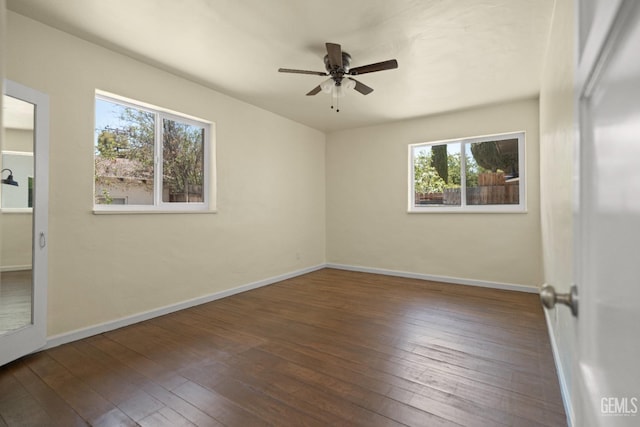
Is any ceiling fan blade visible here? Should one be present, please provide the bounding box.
[325,43,343,69]
[278,68,328,76]
[348,78,374,95]
[306,85,322,96]
[349,59,398,75]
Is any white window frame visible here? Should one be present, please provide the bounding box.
[408,131,526,213]
[93,91,215,214]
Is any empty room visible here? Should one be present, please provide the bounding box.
[1,0,639,426]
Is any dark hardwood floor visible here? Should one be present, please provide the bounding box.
[0,268,566,426]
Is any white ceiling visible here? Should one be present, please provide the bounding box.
[6,0,555,132]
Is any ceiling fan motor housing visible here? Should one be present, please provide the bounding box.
[324,52,352,76]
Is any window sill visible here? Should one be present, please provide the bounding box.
[0,208,33,214]
[408,206,527,214]
[93,208,217,215]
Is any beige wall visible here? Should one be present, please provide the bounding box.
[1,132,40,271]
[539,0,575,418]
[4,128,32,151]
[326,98,542,288]
[6,11,326,336]
[0,212,31,270]
[1,131,35,271]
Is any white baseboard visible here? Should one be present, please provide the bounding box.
[543,309,574,427]
[44,264,325,350]
[43,262,538,350]
[326,263,539,293]
[1,265,32,272]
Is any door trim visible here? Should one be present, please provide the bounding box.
[0,79,49,366]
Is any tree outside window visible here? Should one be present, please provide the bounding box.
[94,94,211,211]
[411,133,523,211]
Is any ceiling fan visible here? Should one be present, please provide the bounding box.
[278,43,398,98]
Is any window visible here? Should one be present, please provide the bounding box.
[94,92,214,212]
[409,132,525,212]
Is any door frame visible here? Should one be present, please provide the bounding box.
[0,79,49,366]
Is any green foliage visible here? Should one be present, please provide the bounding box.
[414,150,446,194]
[95,106,204,197]
[119,107,155,177]
[415,148,481,193]
[100,188,113,204]
[470,141,501,172]
[96,129,129,160]
[463,152,480,187]
[162,119,204,195]
[431,145,448,183]
[447,152,461,186]
[469,140,518,175]
[446,152,479,188]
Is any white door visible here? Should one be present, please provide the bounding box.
[0,80,49,366]
[575,0,640,425]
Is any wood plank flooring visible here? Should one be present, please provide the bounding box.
[0,268,567,426]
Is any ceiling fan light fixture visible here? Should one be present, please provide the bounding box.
[319,78,356,98]
[320,78,334,93]
[334,78,356,98]
[343,78,356,91]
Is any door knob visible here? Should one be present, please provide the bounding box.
[540,284,578,317]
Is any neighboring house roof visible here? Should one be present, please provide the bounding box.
[95,157,152,181]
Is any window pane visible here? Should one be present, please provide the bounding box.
[413,142,461,206]
[94,99,155,205]
[162,119,205,203]
[466,138,519,205]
